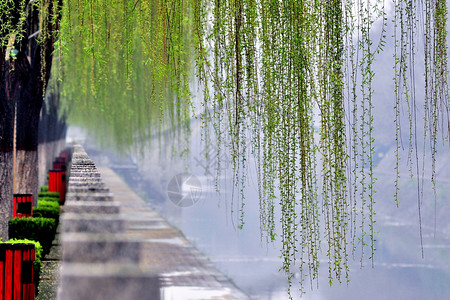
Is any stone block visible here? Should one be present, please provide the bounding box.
[58,263,160,300]
[64,201,120,214]
[69,171,101,178]
[67,185,109,194]
[65,192,114,202]
[62,233,141,263]
[61,213,124,233]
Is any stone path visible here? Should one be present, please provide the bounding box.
[98,167,249,299]
[34,159,249,299]
[36,228,61,300]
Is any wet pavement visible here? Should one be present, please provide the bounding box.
[98,167,249,300]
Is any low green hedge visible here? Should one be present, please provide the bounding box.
[9,217,56,256]
[38,197,60,206]
[40,185,48,192]
[33,206,60,226]
[37,199,60,209]
[6,239,42,291]
[37,191,59,199]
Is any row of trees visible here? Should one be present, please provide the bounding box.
[0,0,65,240]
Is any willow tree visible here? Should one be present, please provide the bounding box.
[3,0,447,296]
[0,0,61,239]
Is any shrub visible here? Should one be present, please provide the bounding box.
[37,199,60,209]
[6,239,43,291]
[33,206,60,226]
[38,197,60,206]
[37,191,59,199]
[40,185,48,192]
[9,217,56,256]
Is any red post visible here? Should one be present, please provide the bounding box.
[12,194,33,219]
[13,250,20,300]
[48,170,66,204]
[52,157,67,171]
[5,249,12,300]
[0,259,3,300]
[59,148,72,163]
[21,248,35,300]
[0,244,35,300]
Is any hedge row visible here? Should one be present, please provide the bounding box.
[9,186,61,255]
[6,180,63,295]
[37,191,60,199]
[9,217,56,256]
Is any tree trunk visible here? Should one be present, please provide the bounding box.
[14,150,39,206]
[38,92,68,189]
[38,135,67,188]
[13,0,61,205]
[0,48,14,240]
[15,77,43,207]
[12,48,43,207]
[0,152,13,241]
[1,0,61,238]
[38,142,51,188]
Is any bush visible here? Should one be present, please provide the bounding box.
[37,191,59,199]
[40,185,48,192]
[6,239,43,291]
[38,197,60,206]
[37,199,60,209]
[9,217,56,256]
[33,206,60,226]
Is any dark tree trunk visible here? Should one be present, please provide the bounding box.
[0,152,13,240]
[15,50,45,206]
[13,51,41,205]
[1,1,63,235]
[0,48,14,240]
[12,0,62,206]
[38,91,67,188]
[1,49,30,239]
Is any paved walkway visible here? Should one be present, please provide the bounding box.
[98,167,249,300]
[36,227,61,299]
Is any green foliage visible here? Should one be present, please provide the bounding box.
[38,192,60,199]
[33,206,60,226]
[392,0,450,256]
[9,217,56,256]
[57,0,194,152]
[5,239,43,291]
[191,0,447,293]
[40,185,49,192]
[192,0,374,291]
[0,0,60,92]
[38,199,60,209]
[0,0,27,47]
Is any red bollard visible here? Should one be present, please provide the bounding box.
[12,194,33,218]
[55,156,66,163]
[52,157,66,171]
[48,170,66,204]
[0,243,36,300]
[59,148,72,164]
